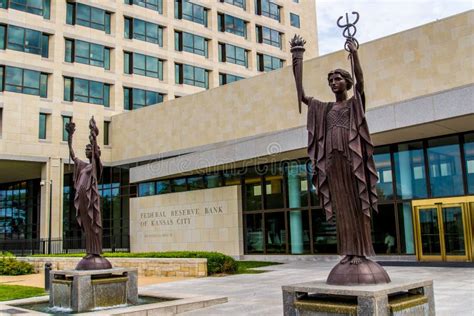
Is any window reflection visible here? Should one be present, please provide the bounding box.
[265,212,286,253]
[245,214,263,253]
[288,210,310,254]
[374,146,393,200]
[427,136,463,197]
[311,209,337,254]
[464,133,474,194]
[394,142,427,199]
[371,204,397,254]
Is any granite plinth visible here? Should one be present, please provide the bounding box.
[282,278,435,316]
[49,268,138,313]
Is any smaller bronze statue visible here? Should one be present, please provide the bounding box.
[289,12,390,285]
[66,117,112,270]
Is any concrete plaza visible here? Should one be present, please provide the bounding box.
[143,259,474,316]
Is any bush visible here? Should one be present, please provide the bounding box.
[0,255,34,276]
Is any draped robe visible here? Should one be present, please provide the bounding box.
[307,91,378,256]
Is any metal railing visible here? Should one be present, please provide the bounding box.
[0,235,130,256]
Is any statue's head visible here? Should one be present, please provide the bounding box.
[85,144,101,159]
[327,69,353,93]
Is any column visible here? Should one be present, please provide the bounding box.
[288,165,303,254]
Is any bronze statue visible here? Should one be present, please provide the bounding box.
[66,117,112,270]
[290,33,390,285]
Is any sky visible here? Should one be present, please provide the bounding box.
[316,0,473,55]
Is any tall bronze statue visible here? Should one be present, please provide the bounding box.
[290,23,390,285]
[66,117,112,270]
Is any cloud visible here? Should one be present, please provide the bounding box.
[316,0,473,55]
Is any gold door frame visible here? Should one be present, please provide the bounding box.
[412,196,473,262]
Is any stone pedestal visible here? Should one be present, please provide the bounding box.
[50,268,138,313]
[282,278,435,316]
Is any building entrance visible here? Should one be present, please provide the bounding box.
[412,197,473,262]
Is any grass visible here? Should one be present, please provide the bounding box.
[0,284,46,302]
[235,261,282,274]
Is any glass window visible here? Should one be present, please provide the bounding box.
[125,18,163,46]
[6,25,49,57]
[371,204,397,254]
[256,0,280,22]
[62,116,71,141]
[288,210,310,254]
[224,0,245,9]
[218,13,247,38]
[176,0,207,26]
[374,146,393,200]
[138,182,155,196]
[128,0,163,14]
[245,213,263,253]
[123,87,163,110]
[465,133,474,194]
[427,136,464,197]
[177,63,209,88]
[245,170,262,211]
[219,43,248,67]
[68,39,110,69]
[188,176,205,190]
[256,25,281,48]
[257,53,283,72]
[265,212,286,253]
[175,31,208,57]
[394,142,427,199]
[4,66,47,97]
[156,180,171,194]
[38,113,47,139]
[290,13,300,28]
[312,209,337,253]
[171,178,187,192]
[64,77,110,107]
[131,53,163,79]
[0,25,5,50]
[206,174,222,188]
[104,121,110,145]
[219,73,244,85]
[398,202,415,254]
[10,0,50,18]
[265,173,284,209]
[74,3,111,34]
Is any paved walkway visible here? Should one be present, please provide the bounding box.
[141,260,474,316]
[1,261,472,315]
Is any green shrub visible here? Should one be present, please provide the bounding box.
[0,255,34,276]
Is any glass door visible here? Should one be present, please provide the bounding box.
[413,197,473,262]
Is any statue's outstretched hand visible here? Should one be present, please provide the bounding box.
[346,38,358,54]
[65,122,76,138]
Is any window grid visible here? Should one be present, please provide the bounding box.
[218,13,247,38]
[9,0,50,19]
[219,43,248,67]
[67,2,111,34]
[39,113,47,139]
[62,116,71,141]
[124,52,163,80]
[257,53,283,72]
[175,63,209,89]
[1,24,49,57]
[175,31,208,58]
[124,17,163,47]
[221,0,245,10]
[219,73,244,85]
[63,77,110,107]
[104,121,110,145]
[65,39,110,70]
[256,25,282,48]
[256,0,280,22]
[2,66,48,97]
[125,0,163,14]
[175,0,208,27]
[123,87,164,110]
[290,13,300,28]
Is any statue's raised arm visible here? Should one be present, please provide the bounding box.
[290,35,310,112]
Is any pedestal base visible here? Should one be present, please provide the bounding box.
[50,268,138,313]
[75,255,113,270]
[282,278,435,316]
[326,257,391,285]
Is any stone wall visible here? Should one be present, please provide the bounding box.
[19,257,207,277]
